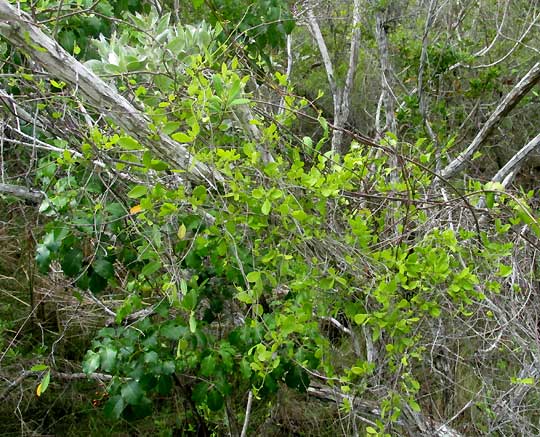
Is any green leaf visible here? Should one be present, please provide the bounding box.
[118,136,141,150]
[150,160,169,171]
[89,271,108,293]
[497,264,512,278]
[252,187,265,199]
[512,377,535,385]
[177,223,187,239]
[285,365,309,392]
[36,370,50,396]
[104,395,125,419]
[192,185,207,204]
[261,199,272,215]
[31,364,49,372]
[141,260,161,277]
[408,398,421,412]
[127,185,147,198]
[207,389,224,411]
[229,79,241,101]
[189,311,197,333]
[100,346,117,372]
[236,291,253,304]
[171,132,194,143]
[182,290,198,311]
[144,351,159,365]
[36,244,51,273]
[121,381,144,405]
[93,258,114,279]
[354,314,369,325]
[192,382,208,404]
[60,248,83,278]
[246,271,260,283]
[229,98,250,106]
[157,375,173,394]
[83,351,100,373]
[160,324,185,340]
[200,355,216,377]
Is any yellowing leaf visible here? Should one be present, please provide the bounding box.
[177,223,187,239]
[36,371,50,397]
[130,204,142,214]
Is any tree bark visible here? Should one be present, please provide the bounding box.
[441,62,540,179]
[306,0,361,155]
[0,0,222,187]
[0,183,42,201]
[492,132,540,187]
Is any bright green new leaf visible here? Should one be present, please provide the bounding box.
[171,132,194,143]
[261,199,272,215]
[127,185,147,198]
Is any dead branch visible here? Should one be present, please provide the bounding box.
[0,0,222,187]
[307,381,463,436]
[441,62,540,179]
[492,132,540,187]
[0,183,43,202]
[0,369,113,402]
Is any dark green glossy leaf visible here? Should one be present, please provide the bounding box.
[93,258,114,279]
[200,354,216,377]
[61,248,83,277]
[83,351,100,373]
[192,381,208,404]
[207,389,224,411]
[141,260,161,277]
[104,395,125,419]
[160,323,186,340]
[285,365,310,393]
[121,380,145,405]
[100,346,117,372]
[89,271,108,293]
[36,244,51,273]
[157,375,173,395]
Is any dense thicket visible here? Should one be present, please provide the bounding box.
[1,1,540,436]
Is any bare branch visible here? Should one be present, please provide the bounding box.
[0,0,222,187]
[441,62,540,179]
[306,0,361,154]
[0,369,113,401]
[306,7,337,99]
[0,183,42,201]
[240,390,253,437]
[492,133,540,187]
[417,0,438,147]
[307,381,463,436]
[374,4,397,136]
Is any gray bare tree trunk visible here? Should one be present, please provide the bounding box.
[306,0,361,155]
